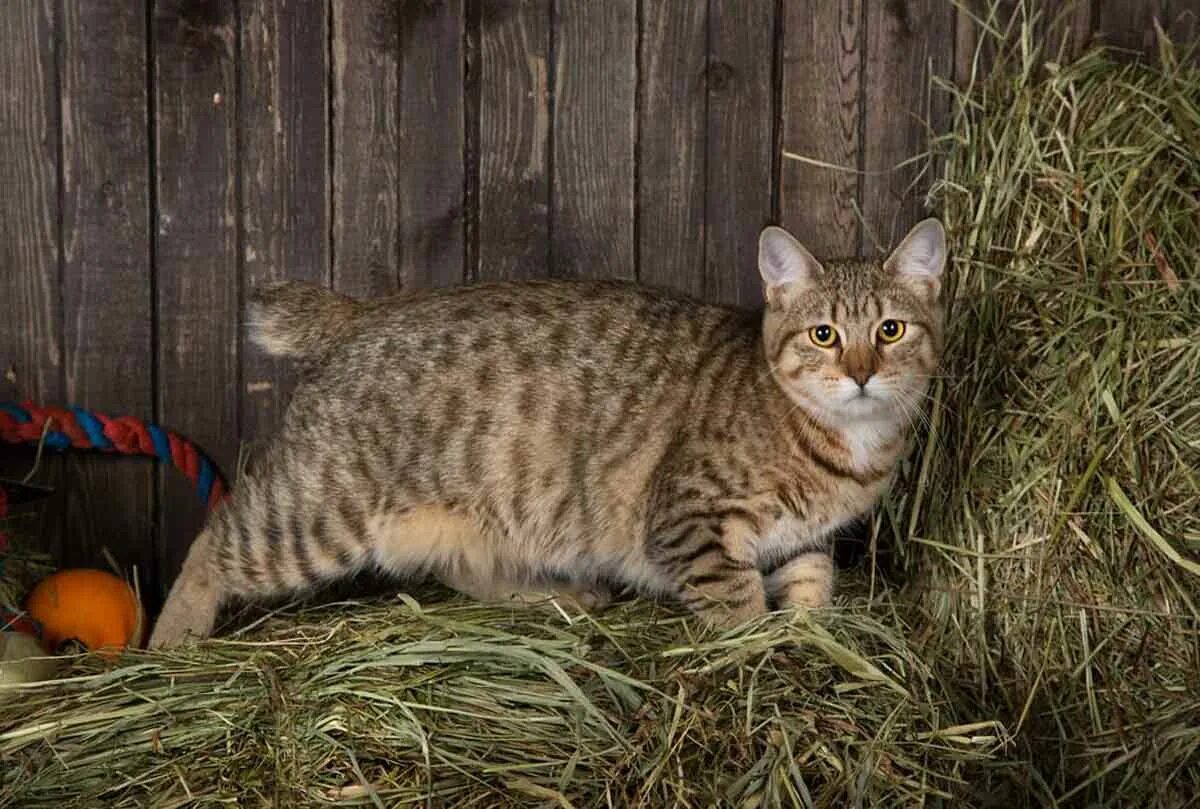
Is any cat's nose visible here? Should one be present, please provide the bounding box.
[842,345,876,388]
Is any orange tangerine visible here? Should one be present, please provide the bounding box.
[25,569,144,652]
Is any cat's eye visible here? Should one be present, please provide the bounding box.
[877,319,906,343]
[808,325,838,348]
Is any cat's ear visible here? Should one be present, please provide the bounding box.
[884,218,946,297]
[758,226,823,306]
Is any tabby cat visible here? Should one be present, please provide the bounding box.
[149,219,946,647]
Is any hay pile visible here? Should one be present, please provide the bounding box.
[891,8,1200,804]
[0,497,54,613]
[2,6,1199,807]
[2,594,999,807]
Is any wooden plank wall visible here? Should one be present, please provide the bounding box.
[0,0,1194,611]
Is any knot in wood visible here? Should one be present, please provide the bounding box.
[707,61,735,91]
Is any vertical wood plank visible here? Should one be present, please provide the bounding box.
[779,0,862,259]
[60,0,155,582]
[954,0,1007,85]
[708,0,777,305]
[954,1,984,86]
[1166,1,1200,45]
[0,1,67,561]
[332,0,399,297]
[398,0,466,289]
[955,1,1096,86]
[240,0,330,441]
[551,0,636,280]
[1094,0,1200,53]
[637,0,707,295]
[861,0,955,251]
[152,0,238,598]
[1053,1,1099,60]
[474,0,551,281]
[0,0,61,405]
[1095,0,1169,53]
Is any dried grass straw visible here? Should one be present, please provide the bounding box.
[892,3,1200,805]
[2,596,1001,807]
[2,3,1198,806]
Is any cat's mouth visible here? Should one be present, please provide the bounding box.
[837,387,890,416]
[797,380,892,420]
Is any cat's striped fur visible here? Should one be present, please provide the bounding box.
[149,220,946,646]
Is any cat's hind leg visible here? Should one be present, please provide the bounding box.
[150,465,376,648]
[149,525,224,648]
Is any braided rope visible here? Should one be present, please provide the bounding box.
[0,401,228,511]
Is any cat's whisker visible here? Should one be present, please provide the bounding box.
[890,396,928,437]
[889,387,953,459]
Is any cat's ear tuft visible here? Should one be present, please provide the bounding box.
[884,218,947,297]
[758,226,823,306]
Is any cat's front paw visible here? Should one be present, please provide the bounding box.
[775,578,832,609]
[690,586,769,629]
[569,582,616,611]
[767,549,834,609]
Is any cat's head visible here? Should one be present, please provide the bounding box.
[757,219,946,430]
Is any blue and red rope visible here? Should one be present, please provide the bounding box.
[0,401,228,511]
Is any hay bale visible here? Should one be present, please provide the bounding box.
[2,594,999,807]
[891,6,1200,805]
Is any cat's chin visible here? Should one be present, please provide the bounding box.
[793,391,893,428]
[783,382,907,430]
[832,393,892,422]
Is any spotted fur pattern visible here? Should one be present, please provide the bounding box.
[150,220,947,646]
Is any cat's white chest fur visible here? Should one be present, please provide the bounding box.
[753,418,903,571]
[841,415,903,475]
